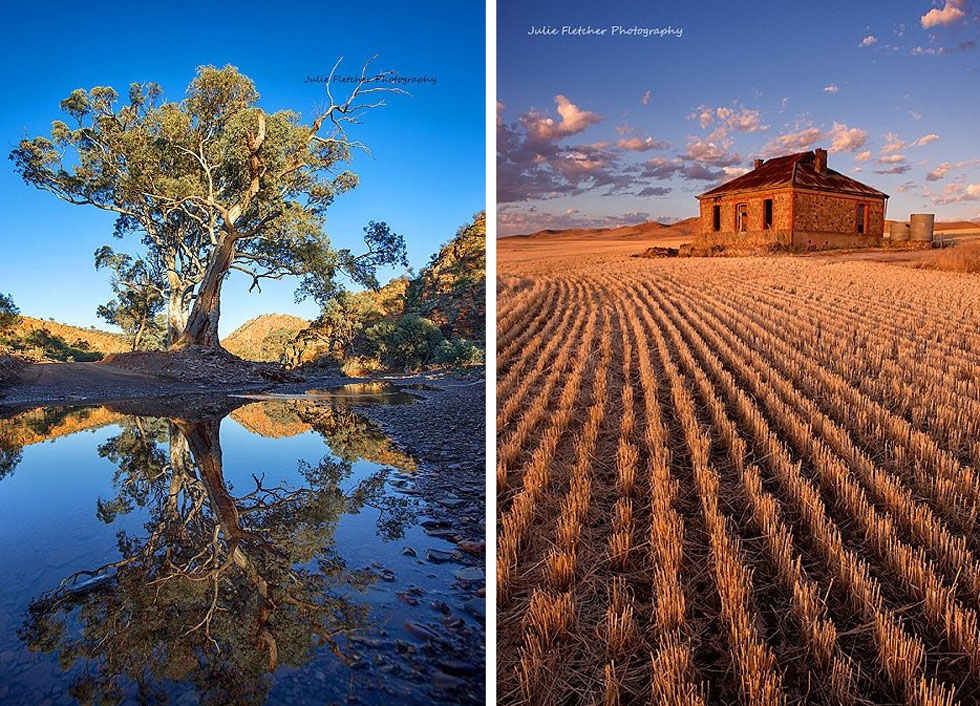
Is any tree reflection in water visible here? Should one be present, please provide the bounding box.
[13,401,417,706]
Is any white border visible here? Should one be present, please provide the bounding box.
[485,0,498,701]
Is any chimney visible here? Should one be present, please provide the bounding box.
[814,148,827,174]
[754,158,764,170]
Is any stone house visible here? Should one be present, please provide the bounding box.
[695,148,888,250]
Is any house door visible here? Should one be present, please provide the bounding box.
[736,203,748,233]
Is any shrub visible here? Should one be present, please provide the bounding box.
[0,293,20,337]
[436,337,484,366]
[365,314,445,371]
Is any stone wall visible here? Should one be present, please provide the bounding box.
[698,189,793,237]
[696,187,886,250]
[791,231,883,249]
[793,190,885,237]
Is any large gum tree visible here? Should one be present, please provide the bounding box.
[11,60,408,349]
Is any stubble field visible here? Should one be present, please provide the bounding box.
[496,238,980,706]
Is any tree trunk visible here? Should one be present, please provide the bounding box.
[173,237,235,349]
[166,288,189,348]
[132,316,146,351]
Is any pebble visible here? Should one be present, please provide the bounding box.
[438,659,479,676]
[403,621,440,641]
[425,549,456,564]
[420,519,450,531]
[455,566,485,583]
[401,546,417,557]
[463,598,486,621]
[397,592,419,606]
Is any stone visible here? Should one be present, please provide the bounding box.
[403,621,439,641]
[425,549,456,564]
[463,598,486,621]
[456,540,484,554]
[455,566,485,583]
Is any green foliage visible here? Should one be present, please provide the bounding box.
[436,337,485,366]
[0,292,20,336]
[317,291,383,356]
[95,248,165,350]
[16,329,103,362]
[11,63,408,347]
[365,314,446,371]
[95,246,164,350]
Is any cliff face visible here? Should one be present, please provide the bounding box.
[286,213,486,371]
[405,212,486,341]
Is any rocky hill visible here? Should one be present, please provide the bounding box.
[221,314,310,363]
[282,213,486,371]
[3,316,130,361]
[405,213,486,341]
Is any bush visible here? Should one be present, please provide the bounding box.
[436,337,484,366]
[364,314,445,371]
[0,293,20,337]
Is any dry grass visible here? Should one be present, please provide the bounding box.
[920,240,980,273]
[498,239,980,706]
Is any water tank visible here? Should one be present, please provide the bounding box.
[910,213,935,243]
[889,222,910,241]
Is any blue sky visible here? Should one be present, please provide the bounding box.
[0,0,484,334]
[497,0,980,235]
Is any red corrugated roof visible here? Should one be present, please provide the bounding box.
[697,151,889,199]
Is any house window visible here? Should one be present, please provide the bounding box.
[736,203,748,233]
[763,199,773,229]
[712,205,721,232]
[857,203,867,234]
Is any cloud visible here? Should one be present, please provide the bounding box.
[618,136,670,152]
[878,153,907,164]
[496,100,505,126]
[760,126,824,156]
[689,103,768,139]
[615,124,633,135]
[859,35,878,47]
[921,0,968,28]
[637,186,671,196]
[926,162,951,180]
[881,132,906,154]
[521,94,603,142]
[497,207,653,237]
[641,90,652,106]
[932,182,980,204]
[881,132,940,157]
[640,156,726,182]
[499,96,633,203]
[911,40,977,54]
[854,150,872,162]
[823,84,840,93]
[828,122,868,152]
[683,138,743,166]
[722,166,750,177]
[874,165,912,174]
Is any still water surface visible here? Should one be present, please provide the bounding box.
[0,393,483,705]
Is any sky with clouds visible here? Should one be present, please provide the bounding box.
[497,0,980,235]
[0,0,483,333]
